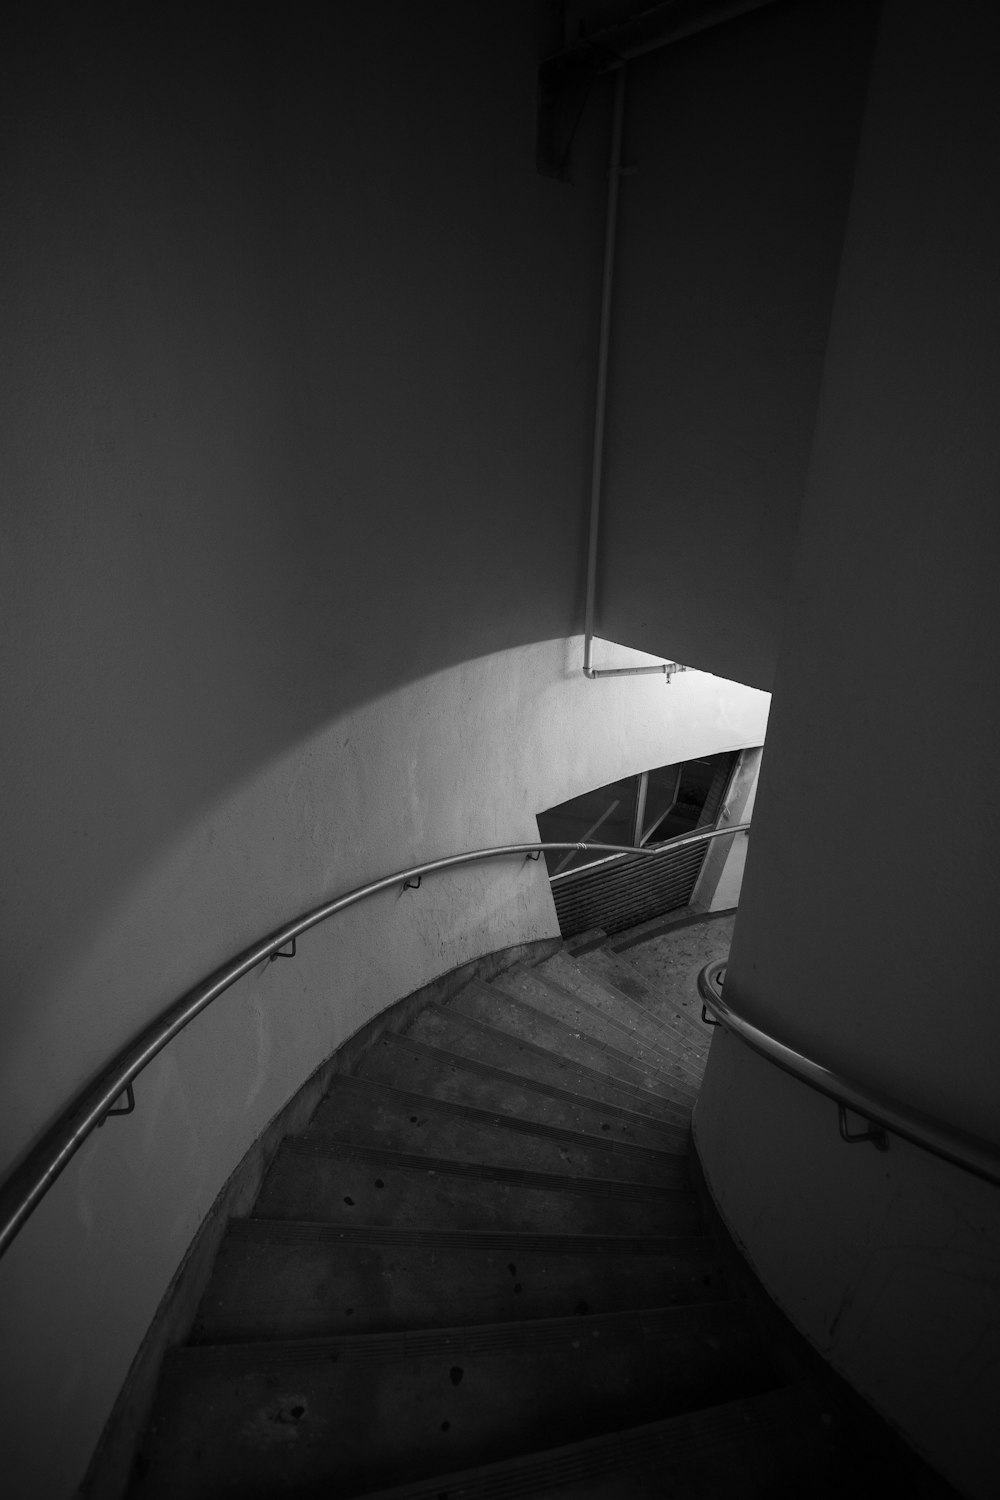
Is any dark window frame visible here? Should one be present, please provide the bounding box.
[537,752,740,881]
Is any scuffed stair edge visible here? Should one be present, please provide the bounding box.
[323,1065,689,1161]
[160,1297,759,1374]
[270,1136,697,1202]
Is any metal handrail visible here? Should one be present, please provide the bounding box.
[0,822,749,1261]
[698,959,1000,1187]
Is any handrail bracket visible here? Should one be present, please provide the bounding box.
[97,1082,135,1127]
[838,1104,889,1152]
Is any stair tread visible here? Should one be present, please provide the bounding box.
[448,982,696,1113]
[169,1298,760,1369]
[133,1305,774,1500]
[405,1003,693,1134]
[277,1135,693,1197]
[222,1219,712,1253]
[192,1219,729,1342]
[302,1124,685,1190]
[563,948,715,1058]
[357,1034,694,1156]
[317,1067,688,1164]
[530,958,708,1084]
[486,970,701,1100]
[604,917,735,1036]
[422,998,693,1125]
[134,924,857,1500]
[487,963,698,1071]
[348,1383,843,1500]
[254,1141,702,1236]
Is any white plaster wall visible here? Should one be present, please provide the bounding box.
[696,4,1000,1494]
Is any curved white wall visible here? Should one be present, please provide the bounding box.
[696,5,1000,1495]
[0,639,767,1498]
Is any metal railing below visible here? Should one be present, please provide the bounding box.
[698,959,1000,1187]
[0,822,750,1262]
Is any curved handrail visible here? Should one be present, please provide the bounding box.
[698,959,1000,1187]
[0,822,749,1261]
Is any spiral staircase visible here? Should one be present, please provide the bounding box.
[125,915,954,1499]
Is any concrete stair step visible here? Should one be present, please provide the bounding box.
[442,985,691,1127]
[308,1075,688,1182]
[127,920,945,1500]
[254,1139,702,1236]
[451,980,695,1114]
[488,968,700,1102]
[565,947,713,1062]
[131,1302,775,1499]
[551,942,707,1062]
[537,953,707,1086]
[356,1035,687,1179]
[348,1383,848,1500]
[578,946,716,1054]
[563,926,610,956]
[399,1008,688,1148]
[191,1219,728,1342]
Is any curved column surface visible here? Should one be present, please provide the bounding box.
[697,5,1000,1497]
[695,1035,1000,1500]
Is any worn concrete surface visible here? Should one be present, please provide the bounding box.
[613,913,735,1029]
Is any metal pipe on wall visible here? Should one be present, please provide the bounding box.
[581,64,683,683]
[582,63,625,678]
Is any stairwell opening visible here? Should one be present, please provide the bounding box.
[536,749,751,937]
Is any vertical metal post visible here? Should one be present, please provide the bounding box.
[632,771,649,847]
[583,65,627,676]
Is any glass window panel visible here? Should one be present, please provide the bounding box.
[646,753,732,845]
[640,762,682,844]
[536,753,738,876]
[536,775,638,875]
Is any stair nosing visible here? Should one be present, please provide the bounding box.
[412,1004,692,1131]
[379,1025,695,1119]
[346,1384,819,1500]
[325,1069,688,1163]
[169,1299,754,1372]
[272,1137,697,1201]
[446,990,695,1122]
[226,1218,713,1256]
[550,955,716,1057]
[472,977,703,1098]
[537,958,710,1055]
[505,971,706,1091]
